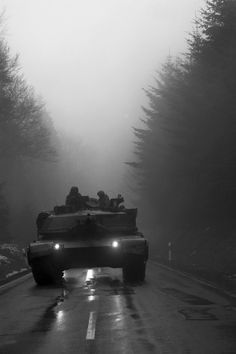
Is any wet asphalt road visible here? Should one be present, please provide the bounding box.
[0,262,236,354]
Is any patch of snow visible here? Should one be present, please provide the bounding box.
[1,244,19,254]
[6,268,28,278]
[6,270,18,278]
[0,255,10,264]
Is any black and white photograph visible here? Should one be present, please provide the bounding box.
[0,1,236,353]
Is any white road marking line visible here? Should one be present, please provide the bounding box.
[86,311,97,340]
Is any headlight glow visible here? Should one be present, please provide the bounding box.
[54,243,61,250]
[112,241,119,248]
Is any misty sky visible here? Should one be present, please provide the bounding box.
[0,0,205,197]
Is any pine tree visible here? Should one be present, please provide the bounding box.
[132,0,236,228]
[0,32,56,161]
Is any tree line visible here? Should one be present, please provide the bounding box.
[0,18,90,244]
[0,18,58,242]
[131,0,236,231]
[0,15,109,245]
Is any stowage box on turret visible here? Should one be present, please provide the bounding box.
[26,189,148,285]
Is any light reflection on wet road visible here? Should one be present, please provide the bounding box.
[0,263,236,353]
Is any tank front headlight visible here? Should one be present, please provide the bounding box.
[112,240,119,248]
[54,243,61,250]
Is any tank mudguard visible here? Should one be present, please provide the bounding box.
[27,242,54,264]
[121,238,148,260]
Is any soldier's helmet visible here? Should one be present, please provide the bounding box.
[70,186,79,194]
[97,190,105,197]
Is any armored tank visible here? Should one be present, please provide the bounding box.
[26,192,148,285]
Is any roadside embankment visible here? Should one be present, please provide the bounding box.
[0,243,30,285]
[147,220,236,294]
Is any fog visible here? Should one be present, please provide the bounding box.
[0,0,205,198]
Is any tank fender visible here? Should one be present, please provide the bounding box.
[27,242,54,264]
[121,238,148,259]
